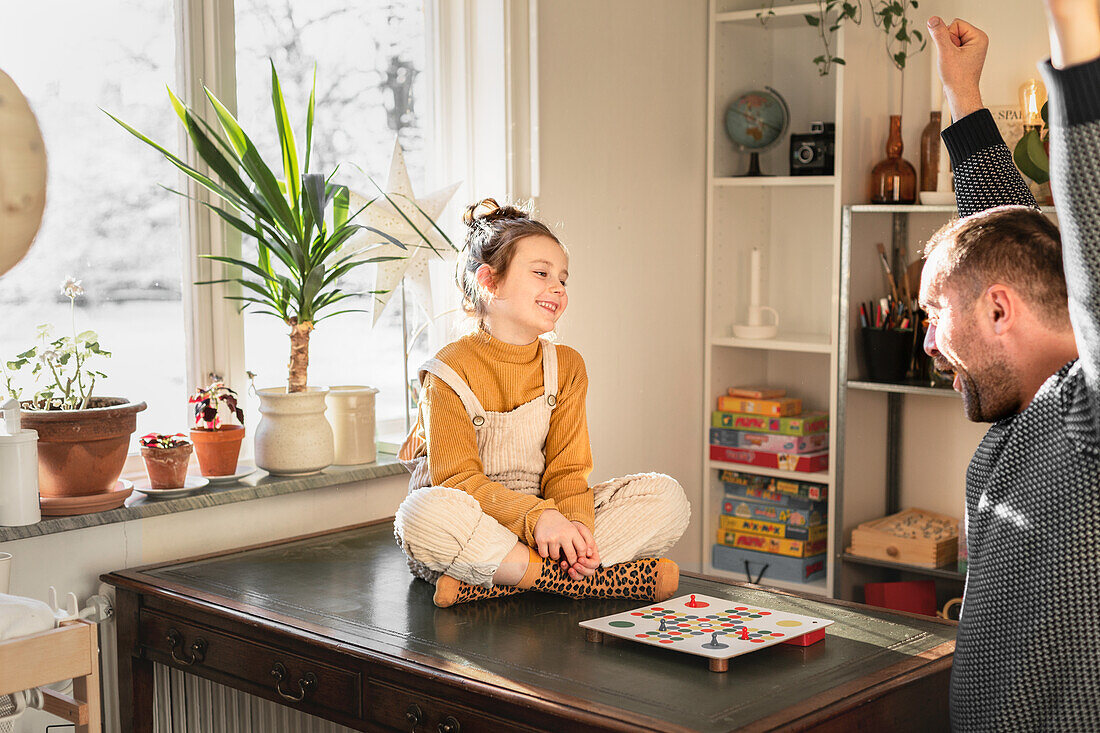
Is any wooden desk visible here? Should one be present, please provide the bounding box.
[102,519,956,732]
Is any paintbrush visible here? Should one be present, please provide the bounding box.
[876,242,899,301]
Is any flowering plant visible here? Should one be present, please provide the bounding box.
[2,277,111,410]
[139,433,190,449]
[189,381,244,430]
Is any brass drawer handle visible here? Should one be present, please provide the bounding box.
[270,662,317,703]
[405,704,424,726]
[165,628,207,666]
[438,715,461,733]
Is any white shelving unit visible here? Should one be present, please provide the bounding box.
[701,0,844,598]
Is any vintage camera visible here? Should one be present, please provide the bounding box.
[789,122,835,176]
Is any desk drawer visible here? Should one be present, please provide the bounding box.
[139,609,361,720]
[368,679,538,733]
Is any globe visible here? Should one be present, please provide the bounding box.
[724,87,790,176]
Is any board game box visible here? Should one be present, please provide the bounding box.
[712,544,828,583]
[727,386,787,399]
[710,445,829,473]
[848,508,959,569]
[720,515,828,542]
[721,470,828,501]
[579,593,833,672]
[709,427,829,454]
[712,410,829,436]
[716,396,802,417]
[716,528,827,558]
[721,496,824,528]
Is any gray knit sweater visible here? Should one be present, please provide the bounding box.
[942,59,1100,731]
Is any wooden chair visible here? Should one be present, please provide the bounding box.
[0,619,101,732]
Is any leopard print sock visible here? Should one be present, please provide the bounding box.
[433,575,527,608]
[531,557,679,601]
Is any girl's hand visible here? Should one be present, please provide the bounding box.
[533,509,587,567]
[560,521,600,579]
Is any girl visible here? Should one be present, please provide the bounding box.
[395,199,691,607]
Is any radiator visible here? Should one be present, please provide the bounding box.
[152,664,356,733]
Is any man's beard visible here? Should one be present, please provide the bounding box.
[934,354,1020,422]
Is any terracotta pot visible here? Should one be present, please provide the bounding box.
[141,442,193,489]
[255,387,333,475]
[20,398,147,497]
[190,425,246,476]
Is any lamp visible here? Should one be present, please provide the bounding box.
[0,68,47,278]
[1018,78,1047,130]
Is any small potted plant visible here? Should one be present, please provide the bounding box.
[139,433,192,489]
[3,277,146,507]
[189,381,246,476]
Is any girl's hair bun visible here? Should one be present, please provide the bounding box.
[463,198,530,228]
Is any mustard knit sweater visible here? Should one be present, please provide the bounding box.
[404,329,595,546]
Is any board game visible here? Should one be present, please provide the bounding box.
[579,593,834,672]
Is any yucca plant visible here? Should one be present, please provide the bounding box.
[106,64,435,392]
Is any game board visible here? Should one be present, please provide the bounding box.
[579,593,834,672]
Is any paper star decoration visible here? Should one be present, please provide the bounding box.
[348,139,460,325]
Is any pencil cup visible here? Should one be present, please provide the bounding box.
[861,328,913,382]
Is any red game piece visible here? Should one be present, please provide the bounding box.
[740,627,750,640]
[684,594,709,608]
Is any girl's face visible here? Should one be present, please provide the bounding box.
[485,234,569,343]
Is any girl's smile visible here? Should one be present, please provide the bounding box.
[481,234,569,344]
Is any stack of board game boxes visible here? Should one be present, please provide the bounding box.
[709,387,829,473]
[710,387,830,584]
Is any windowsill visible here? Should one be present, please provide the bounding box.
[0,453,406,542]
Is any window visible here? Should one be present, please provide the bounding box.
[0,1,187,435]
[2,0,528,451]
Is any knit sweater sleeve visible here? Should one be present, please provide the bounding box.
[423,372,557,545]
[540,346,595,532]
[1041,55,1100,405]
[941,108,1037,217]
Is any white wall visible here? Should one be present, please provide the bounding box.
[534,0,709,570]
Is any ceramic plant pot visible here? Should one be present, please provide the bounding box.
[141,442,193,489]
[190,425,246,476]
[255,387,333,476]
[21,398,147,497]
[325,385,379,466]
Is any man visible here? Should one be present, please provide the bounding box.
[920,3,1100,729]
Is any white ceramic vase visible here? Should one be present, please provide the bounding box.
[325,385,379,466]
[255,387,334,475]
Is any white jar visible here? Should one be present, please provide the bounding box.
[325,386,379,466]
[255,387,334,476]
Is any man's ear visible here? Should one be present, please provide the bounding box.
[475,264,496,294]
[984,284,1017,336]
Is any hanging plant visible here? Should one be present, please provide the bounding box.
[757,0,926,76]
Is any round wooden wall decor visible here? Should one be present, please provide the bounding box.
[0,68,47,277]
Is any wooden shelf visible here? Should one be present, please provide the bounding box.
[713,176,837,188]
[709,460,830,484]
[711,333,832,353]
[847,380,959,398]
[841,553,966,581]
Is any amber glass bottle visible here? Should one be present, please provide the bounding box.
[920,111,942,192]
[870,115,917,204]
